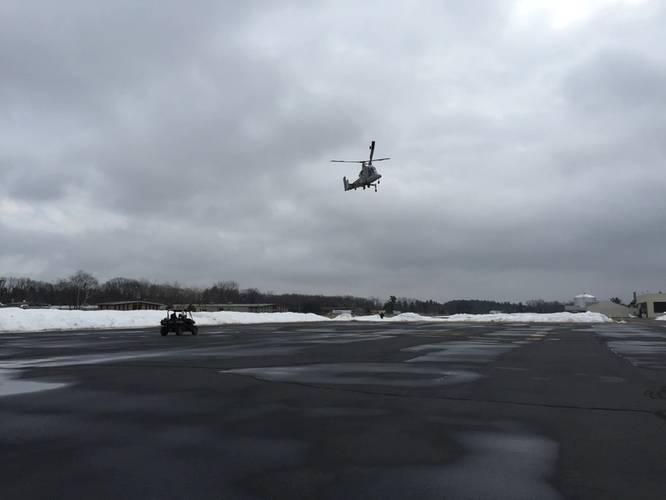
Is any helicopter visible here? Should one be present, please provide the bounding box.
[331,140,390,192]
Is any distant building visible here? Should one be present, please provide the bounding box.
[97,300,164,311]
[566,293,598,313]
[565,293,636,318]
[6,300,30,309]
[586,301,635,319]
[635,293,666,319]
[574,293,597,309]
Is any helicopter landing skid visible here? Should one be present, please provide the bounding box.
[347,181,379,192]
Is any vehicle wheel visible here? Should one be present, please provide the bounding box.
[176,327,182,336]
[160,327,168,336]
[192,327,198,336]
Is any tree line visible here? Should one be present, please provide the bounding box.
[0,271,565,314]
[382,296,564,315]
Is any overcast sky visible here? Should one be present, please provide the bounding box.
[1,0,665,302]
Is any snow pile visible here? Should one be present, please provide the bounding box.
[334,311,612,323]
[444,311,612,323]
[331,312,354,321]
[191,311,328,326]
[0,308,329,333]
[334,312,440,322]
[656,314,666,321]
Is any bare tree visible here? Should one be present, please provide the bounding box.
[68,271,99,307]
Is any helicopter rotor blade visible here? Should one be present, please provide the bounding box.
[369,140,375,162]
[371,157,390,161]
[330,160,365,163]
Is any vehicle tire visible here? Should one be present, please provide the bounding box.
[192,326,198,336]
[161,327,168,336]
[175,327,182,336]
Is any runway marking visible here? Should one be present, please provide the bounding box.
[592,325,666,339]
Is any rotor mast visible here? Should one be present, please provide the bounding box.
[330,140,390,165]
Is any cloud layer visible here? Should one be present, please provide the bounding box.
[2,0,665,302]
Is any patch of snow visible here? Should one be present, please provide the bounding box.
[332,312,354,321]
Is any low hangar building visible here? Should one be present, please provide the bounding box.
[635,293,666,319]
[172,303,287,313]
[586,301,635,319]
[97,300,164,311]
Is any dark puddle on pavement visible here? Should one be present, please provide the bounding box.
[258,427,561,500]
[388,430,560,500]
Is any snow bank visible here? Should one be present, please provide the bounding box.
[443,312,612,323]
[657,314,666,321]
[0,308,613,333]
[334,311,612,323]
[0,308,329,333]
[333,312,440,322]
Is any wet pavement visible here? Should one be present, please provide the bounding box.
[1,321,665,499]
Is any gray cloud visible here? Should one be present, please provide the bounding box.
[1,0,665,303]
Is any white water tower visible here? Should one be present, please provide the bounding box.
[574,293,597,309]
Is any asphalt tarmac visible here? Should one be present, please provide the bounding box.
[1,321,665,499]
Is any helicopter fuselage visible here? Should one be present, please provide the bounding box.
[360,165,381,184]
[333,140,389,192]
[344,163,382,191]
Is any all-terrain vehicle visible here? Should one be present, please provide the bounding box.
[160,308,198,336]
